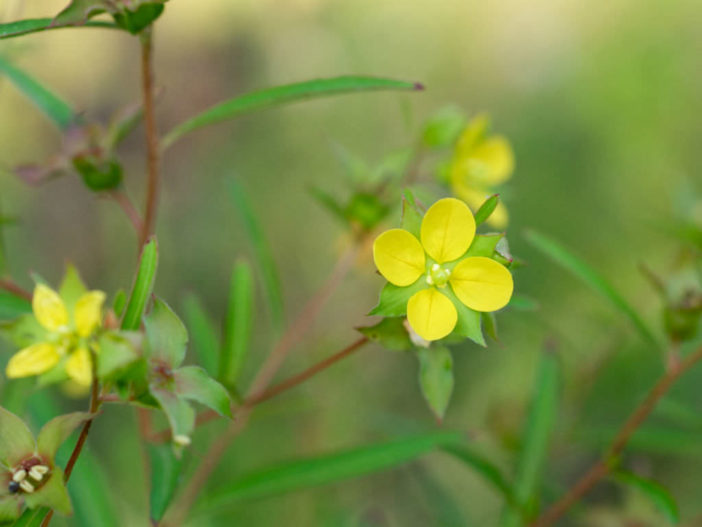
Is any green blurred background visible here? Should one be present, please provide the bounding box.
[1,0,701,525]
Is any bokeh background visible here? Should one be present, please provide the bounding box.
[1,0,701,525]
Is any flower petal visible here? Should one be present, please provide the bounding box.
[465,136,514,187]
[65,347,92,387]
[420,198,475,263]
[373,229,425,286]
[407,288,457,341]
[455,114,489,156]
[6,343,61,378]
[33,284,69,332]
[450,257,513,312]
[74,291,106,337]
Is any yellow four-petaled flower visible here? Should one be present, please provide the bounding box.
[373,198,513,341]
[6,284,106,386]
[449,114,514,229]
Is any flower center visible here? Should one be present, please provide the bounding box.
[8,458,50,494]
[426,263,451,288]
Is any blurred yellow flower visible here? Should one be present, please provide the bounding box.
[373,198,513,341]
[6,284,105,386]
[449,114,514,229]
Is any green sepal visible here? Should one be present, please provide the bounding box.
[24,467,72,515]
[0,406,36,468]
[357,318,412,351]
[401,190,423,238]
[422,106,465,148]
[52,0,108,26]
[58,264,88,313]
[150,388,195,444]
[443,289,486,347]
[0,497,21,522]
[417,346,454,421]
[37,412,92,460]
[72,155,123,191]
[473,194,499,226]
[369,279,426,317]
[144,298,188,368]
[482,312,499,342]
[173,366,232,418]
[112,2,165,34]
[464,233,504,259]
[96,332,141,380]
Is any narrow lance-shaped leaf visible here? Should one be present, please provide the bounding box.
[182,294,219,376]
[0,57,75,130]
[162,76,423,149]
[149,443,183,522]
[227,179,284,335]
[474,194,500,226]
[612,470,679,524]
[500,348,560,526]
[201,432,462,512]
[121,237,158,330]
[220,260,253,387]
[524,230,658,345]
[0,18,116,40]
[417,347,454,421]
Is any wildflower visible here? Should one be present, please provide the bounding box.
[5,275,106,387]
[0,407,90,520]
[373,198,513,341]
[449,114,514,229]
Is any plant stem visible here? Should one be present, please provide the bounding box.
[159,336,369,526]
[531,344,702,527]
[0,278,31,300]
[139,28,160,247]
[107,190,144,234]
[41,364,102,527]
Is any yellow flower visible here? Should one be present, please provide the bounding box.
[6,284,106,386]
[449,114,514,229]
[373,198,513,341]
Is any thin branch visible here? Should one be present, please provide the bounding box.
[0,278,32,301]
[139,28,160,246]
[41,359,102,527]
[531,344,702,527]
[106,190,144,234]
[159,336,369,526]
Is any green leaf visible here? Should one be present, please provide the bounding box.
[357,318,412,351]
[0,57,75,130]
[524,230,658,345]
[163,76,423,149]
[112,2,165,34]
[443,288,485,347]
[474,195,500,226]
[344,193,389,231]
[369,280,426,317]
[0,406,36,467]
[227,179,284,335]
[52,0,108,26]
[174,366,232,418]
[0,18,115,40]
[9,507,49,526]
[417,346,454,421]
[500,349,560,526]
[148,443,183,522]
[121,237,158,331]
[612,470,679,524]
[508,295,539,311]
[72,155,123,191]
[96,332,140,379]
[443,444,515,506]
[0,292,31,320]
[220,260,253,387]
[66,448,118,527]
[36,411,91,460]
[202,432,462,510]
[112,289,127,318]
[0,497,21,522]
[464,233,503,258]
[182,294,219,376]
[150,388,195,443]
[401,190,424,238]
[144,298,188,368]
[422,106,466,148]
[24,467,72,515]
[1,314,46,348]
[482,312,499,342]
